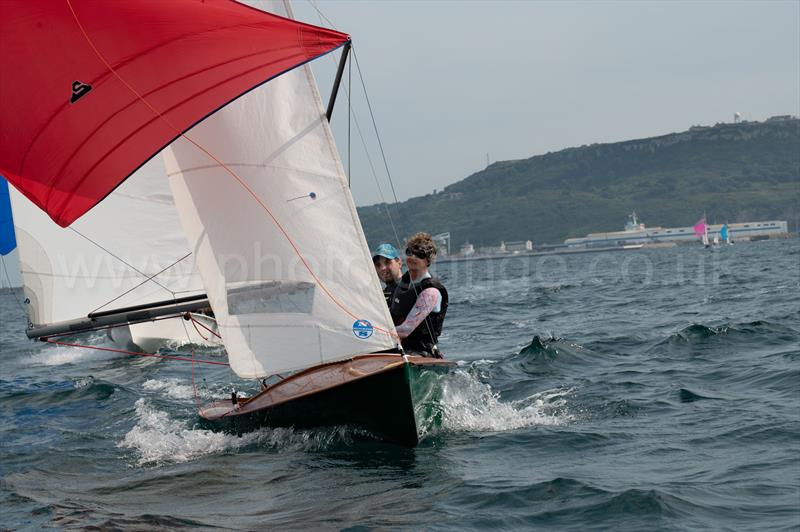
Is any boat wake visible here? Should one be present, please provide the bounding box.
[118,398,371,466]
[121,368,575,464]
[119,398,253,465]
[27,333,128,367]
[141,378,212,401]
[438,370,574,433]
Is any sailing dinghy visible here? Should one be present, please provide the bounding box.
[1,0,452,445]
[8,152,220,351]
[694,217,710,248]
[720,223,733,245]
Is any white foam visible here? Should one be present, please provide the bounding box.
[72,376,95,389]
[456,358,494,366]
[440,371,573,432]
[118,399,241,465]
[25,329,133,366]
[142,378,209,401]
[28,343,126,366]
[118,399,355,466]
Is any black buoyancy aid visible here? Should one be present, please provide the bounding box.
[382,280,397,308]
[389,272,448,356]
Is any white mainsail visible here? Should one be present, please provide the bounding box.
[165,0,396,379]
[9,156,206,328]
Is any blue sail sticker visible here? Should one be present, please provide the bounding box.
[352,319,374,339]
[0,177,16,256]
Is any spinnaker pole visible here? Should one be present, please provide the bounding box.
[26,296,211,339]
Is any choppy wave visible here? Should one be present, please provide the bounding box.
[439,370,573,432]
[27,341,129,367]
[118,398,254,465]
[3,239,799,530]
[664,319,799,345]
[141,378,206,401]
[677,387,724,402]
[0,375,116,405]
[118,399,371,466]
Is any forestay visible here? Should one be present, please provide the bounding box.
[165,0,396,378]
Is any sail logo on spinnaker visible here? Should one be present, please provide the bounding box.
[352,320,374,339]
[70,81,92,104]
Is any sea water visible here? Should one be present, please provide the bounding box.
[1,239,798,530]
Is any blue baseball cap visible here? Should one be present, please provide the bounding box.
[372,243,399,260]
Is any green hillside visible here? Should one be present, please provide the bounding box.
[358,118,800,248]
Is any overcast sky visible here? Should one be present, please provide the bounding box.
[289,0,800,206]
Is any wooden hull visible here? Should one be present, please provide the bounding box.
[198,354,454,446]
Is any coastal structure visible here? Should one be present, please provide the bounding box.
[431,232,452,257]
[564,213,788,248]
[500,240,534,253]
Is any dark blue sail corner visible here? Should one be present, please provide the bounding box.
[0,177,17,255]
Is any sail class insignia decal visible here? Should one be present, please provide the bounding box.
[352,319,374,339]
[70,81,92,104]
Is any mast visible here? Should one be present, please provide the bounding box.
[326,41,352,122]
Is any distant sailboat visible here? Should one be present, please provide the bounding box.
[720,224,733,245]
[694,217,709,247]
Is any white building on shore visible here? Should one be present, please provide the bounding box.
[564,213,788,248]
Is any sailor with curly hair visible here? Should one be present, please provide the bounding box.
[389,232,448,358]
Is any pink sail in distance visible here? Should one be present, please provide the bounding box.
[693,218,707,238]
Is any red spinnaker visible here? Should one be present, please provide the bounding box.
[0,0,349,226]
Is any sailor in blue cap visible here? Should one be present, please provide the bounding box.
[372,243,402,307]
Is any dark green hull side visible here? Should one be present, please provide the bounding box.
[200,358,452,446]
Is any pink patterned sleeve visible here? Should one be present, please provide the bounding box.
[395,287,442,338]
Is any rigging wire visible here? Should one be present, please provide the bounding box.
[66,231,207,356]
[65,0,396,340]
[308,1,405,251]
[88,252,192,315]
[41,337,229,366]
[350,47,406,223]
[68,230,205,354]
[307,1,436,345]
[69,226,176,295]
[348,47,351,187]
[0,255,27,317]
[66,196,204,354]
[189,313,222,339]
[350,45,437,345]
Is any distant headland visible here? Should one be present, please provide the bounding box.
[358,116,799,249]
